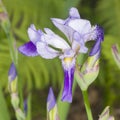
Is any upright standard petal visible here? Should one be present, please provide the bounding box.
[69,7,80,19]
[51,8,81,42]
[18,41,39,56]
[36,42,59,59]
[68,19,91,35]
[51,18,75,42]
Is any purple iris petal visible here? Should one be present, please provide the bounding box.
[47,87,56,112]
[18,41,38,56]
[89,39,101,57]
[61,67,75,103]
[89,25,104,56]
[96,25,104,41]
[8,63,17,82]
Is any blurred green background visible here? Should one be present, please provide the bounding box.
[0,0,120,120]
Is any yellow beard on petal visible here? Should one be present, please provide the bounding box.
[64,57,73,63]
[63,57,73,68]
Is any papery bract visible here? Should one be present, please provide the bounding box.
[98,106,115,120]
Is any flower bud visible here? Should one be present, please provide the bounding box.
[8,63,17,93]
[47,88,60,120]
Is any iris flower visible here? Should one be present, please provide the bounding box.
[19,7,103,103]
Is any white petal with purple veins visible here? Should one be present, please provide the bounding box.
[73,32,88,53]
[43,30,70,49]
[51,18,75,42]
[36,42,59,59]
[69,7,80,18]
[68,19,91,35]
[83,25,97,42]
[28,24,43,44]
[51,18,65,24]
[44,28,55,35]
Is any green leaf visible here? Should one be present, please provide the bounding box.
[0,86,10,120]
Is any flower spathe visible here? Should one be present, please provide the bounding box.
[75,28,104,91]
[98,106,114,120]
[18,7,103,103]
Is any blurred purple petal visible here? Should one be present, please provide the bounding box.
[18,41,38,56]
[47,87,56,112]
[8,63,17,82]
[61,67,75,103]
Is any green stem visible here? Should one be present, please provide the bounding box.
[7,32,18,65]
[82,90,93,120]
[0,1,26,120]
